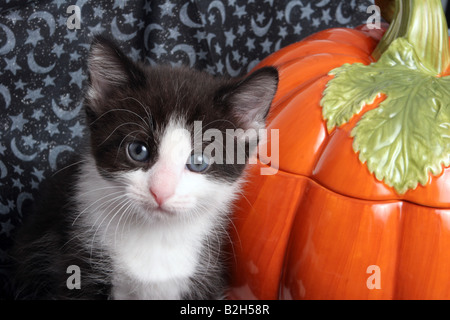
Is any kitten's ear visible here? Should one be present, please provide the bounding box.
[87,35,145,104]
[221,67,278,130]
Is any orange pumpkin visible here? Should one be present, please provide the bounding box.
[228,0,450,299]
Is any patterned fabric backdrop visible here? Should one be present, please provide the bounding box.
[0,0,374,298]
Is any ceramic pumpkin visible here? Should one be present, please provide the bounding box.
[228,0,450,299]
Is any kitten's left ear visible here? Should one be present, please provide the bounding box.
[221,67,278,130]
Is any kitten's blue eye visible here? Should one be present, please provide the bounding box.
[186,153,210,173]
[128,142,150,162]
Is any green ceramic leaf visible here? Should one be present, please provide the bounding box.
[320,38,450,194]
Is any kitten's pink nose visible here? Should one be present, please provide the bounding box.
[150,186,173,206]
[150,166,178,207]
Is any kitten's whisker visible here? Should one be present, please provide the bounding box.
[119,97,153,130]
[112,198,135,247]
[72,190,125,226]
[60,232,82,251]
[221,214,239,265]
[89,107,150,130]
[89,195,129,256]
[99,121,149,147]
[235,187,253,211]
[192,202,225,276]
[89,194,129,231]
[86,195,129,241]
[76,185,123,198]
[51,159,88,177]
[120,202,138,242]
[102,196,132,236]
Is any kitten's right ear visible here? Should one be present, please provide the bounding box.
[87,35,146,105]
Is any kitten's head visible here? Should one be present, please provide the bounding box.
[84,36,278,223]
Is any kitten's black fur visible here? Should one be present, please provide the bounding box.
[11,36,278,299]
[11,166,111,299]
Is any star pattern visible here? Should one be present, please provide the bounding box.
[0,0,374,298]
[141,1,374,75]
[4,56,21,75]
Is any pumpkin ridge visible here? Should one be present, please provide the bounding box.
[273,53,370,104]
[258,39,376,68]
[256,160,450,210]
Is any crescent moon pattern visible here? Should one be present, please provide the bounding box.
[246,60,260,74]
[336,2,352,24]
[251,17,273,37]
[144,23,164,51]
[251,18,273,37]
[274,39,282,52]
[49,145,74,171]
[0,0,374,265]
[208,1,226,24]
[225,54,242,77]
[0,23,15,55]
[285,1,304,24]
[111,17,137,41]
[206,33,216,50]
[27,49,56,73]
[0,160,7,179]
[180,2,203,28]
[171,44,197,67]
[0,84,11,109]
[16,192,33,217]
[28,11,55,37]
[316,0,331,7]
[10,138,37,162]
[52,99,83,121]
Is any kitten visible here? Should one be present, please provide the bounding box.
[11,36,278,300]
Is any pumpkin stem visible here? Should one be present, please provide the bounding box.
[374,0,396,23]
[372,0,450,75]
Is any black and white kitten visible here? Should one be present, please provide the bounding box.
[12,36,278,300]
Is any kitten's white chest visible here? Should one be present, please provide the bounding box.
[110,217,210,299]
